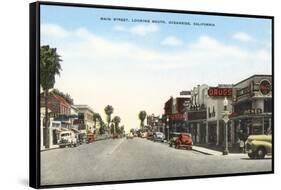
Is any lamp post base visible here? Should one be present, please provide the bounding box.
[222,149,229,155]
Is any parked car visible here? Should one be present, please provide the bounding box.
[147,132,154,140]
[153,132,165,142]
[168,132,181,147]
[126,133,134,139]
[245,134,272,159]
[174,133,193,150]
[58,131,78,148]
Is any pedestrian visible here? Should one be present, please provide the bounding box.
[240,140,244,153]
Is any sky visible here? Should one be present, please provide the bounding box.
[40,5,272,132]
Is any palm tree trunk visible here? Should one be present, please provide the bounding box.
[44,89,49,149]
[107,116,110,134]
[114,124,116,136]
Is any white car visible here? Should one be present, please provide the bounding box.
[59,131,78,147]
[126,133,134,139]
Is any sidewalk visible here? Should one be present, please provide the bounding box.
[192,145,222,156]
[192,145,246,157]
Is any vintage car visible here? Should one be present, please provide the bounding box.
[58,131,78,148]
[126,133,134,139]
[168,132,181,147]
[245,134,272,159]
[174,133,193,150]
[153,132,165,142]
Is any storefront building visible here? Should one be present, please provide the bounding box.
[40,91,72,149]
[164,96,190,139]
[206,85,233,147]
[75,105,95,134]
[230,75,272,145]
[186,84,234,147]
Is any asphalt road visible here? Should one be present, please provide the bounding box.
[41,137,272,186]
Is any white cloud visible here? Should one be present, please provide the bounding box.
[161,36,183,46]
[42,24,271,73]
[113,25,126,32]
[41,23,70,38]
[42,24,271,131]
[232,32,253,42]
[113,24,159,36]
[130,24,159,36]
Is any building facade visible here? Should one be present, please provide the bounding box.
[186,84,234,148]
[75,105,95,134]
[164,96,190,139]
[231,75,272,143]
[40,92,73,149]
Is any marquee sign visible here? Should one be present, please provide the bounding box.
[208,87,232,97]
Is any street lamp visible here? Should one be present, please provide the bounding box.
[222,97,230,155]
[166,117,170,141]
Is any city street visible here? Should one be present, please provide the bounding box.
[41,138,272,186]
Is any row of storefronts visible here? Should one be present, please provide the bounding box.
[40,90,96,150]
[148,75,272,152]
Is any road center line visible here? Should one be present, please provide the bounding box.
[107,138,125,155]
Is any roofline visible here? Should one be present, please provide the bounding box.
[234,74,272,86]
[74,105,94,113]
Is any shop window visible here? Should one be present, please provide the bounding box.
[208,107,211,118]
[264,99,272,113]
[212,106,216,117]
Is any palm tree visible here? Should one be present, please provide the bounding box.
[104,105,114,133]
[112,116,121,135]
[40,45,62,148]
[138,111,147,130]
[110,123,115,134]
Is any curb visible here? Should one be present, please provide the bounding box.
[192,148,214,155]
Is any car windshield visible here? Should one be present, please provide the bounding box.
[61,133,70,137]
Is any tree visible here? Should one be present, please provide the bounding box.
[104,105,114,133]
[110,123,115,134]
[138,111,147,129]
[99,120,105,135]
[52,88,73,105]
[93,113,101,129]
[40,45,62,148]
[130,128,135,134]
[120,125,125,136]
[112,116,121,135]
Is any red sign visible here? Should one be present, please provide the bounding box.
[208,87,232,97]
[259,80,271,95]
[169,113,185,121]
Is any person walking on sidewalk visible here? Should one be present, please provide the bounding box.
[239,139,245,153]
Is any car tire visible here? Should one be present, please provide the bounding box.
[256,147,266,159]
[248,153,256,159]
